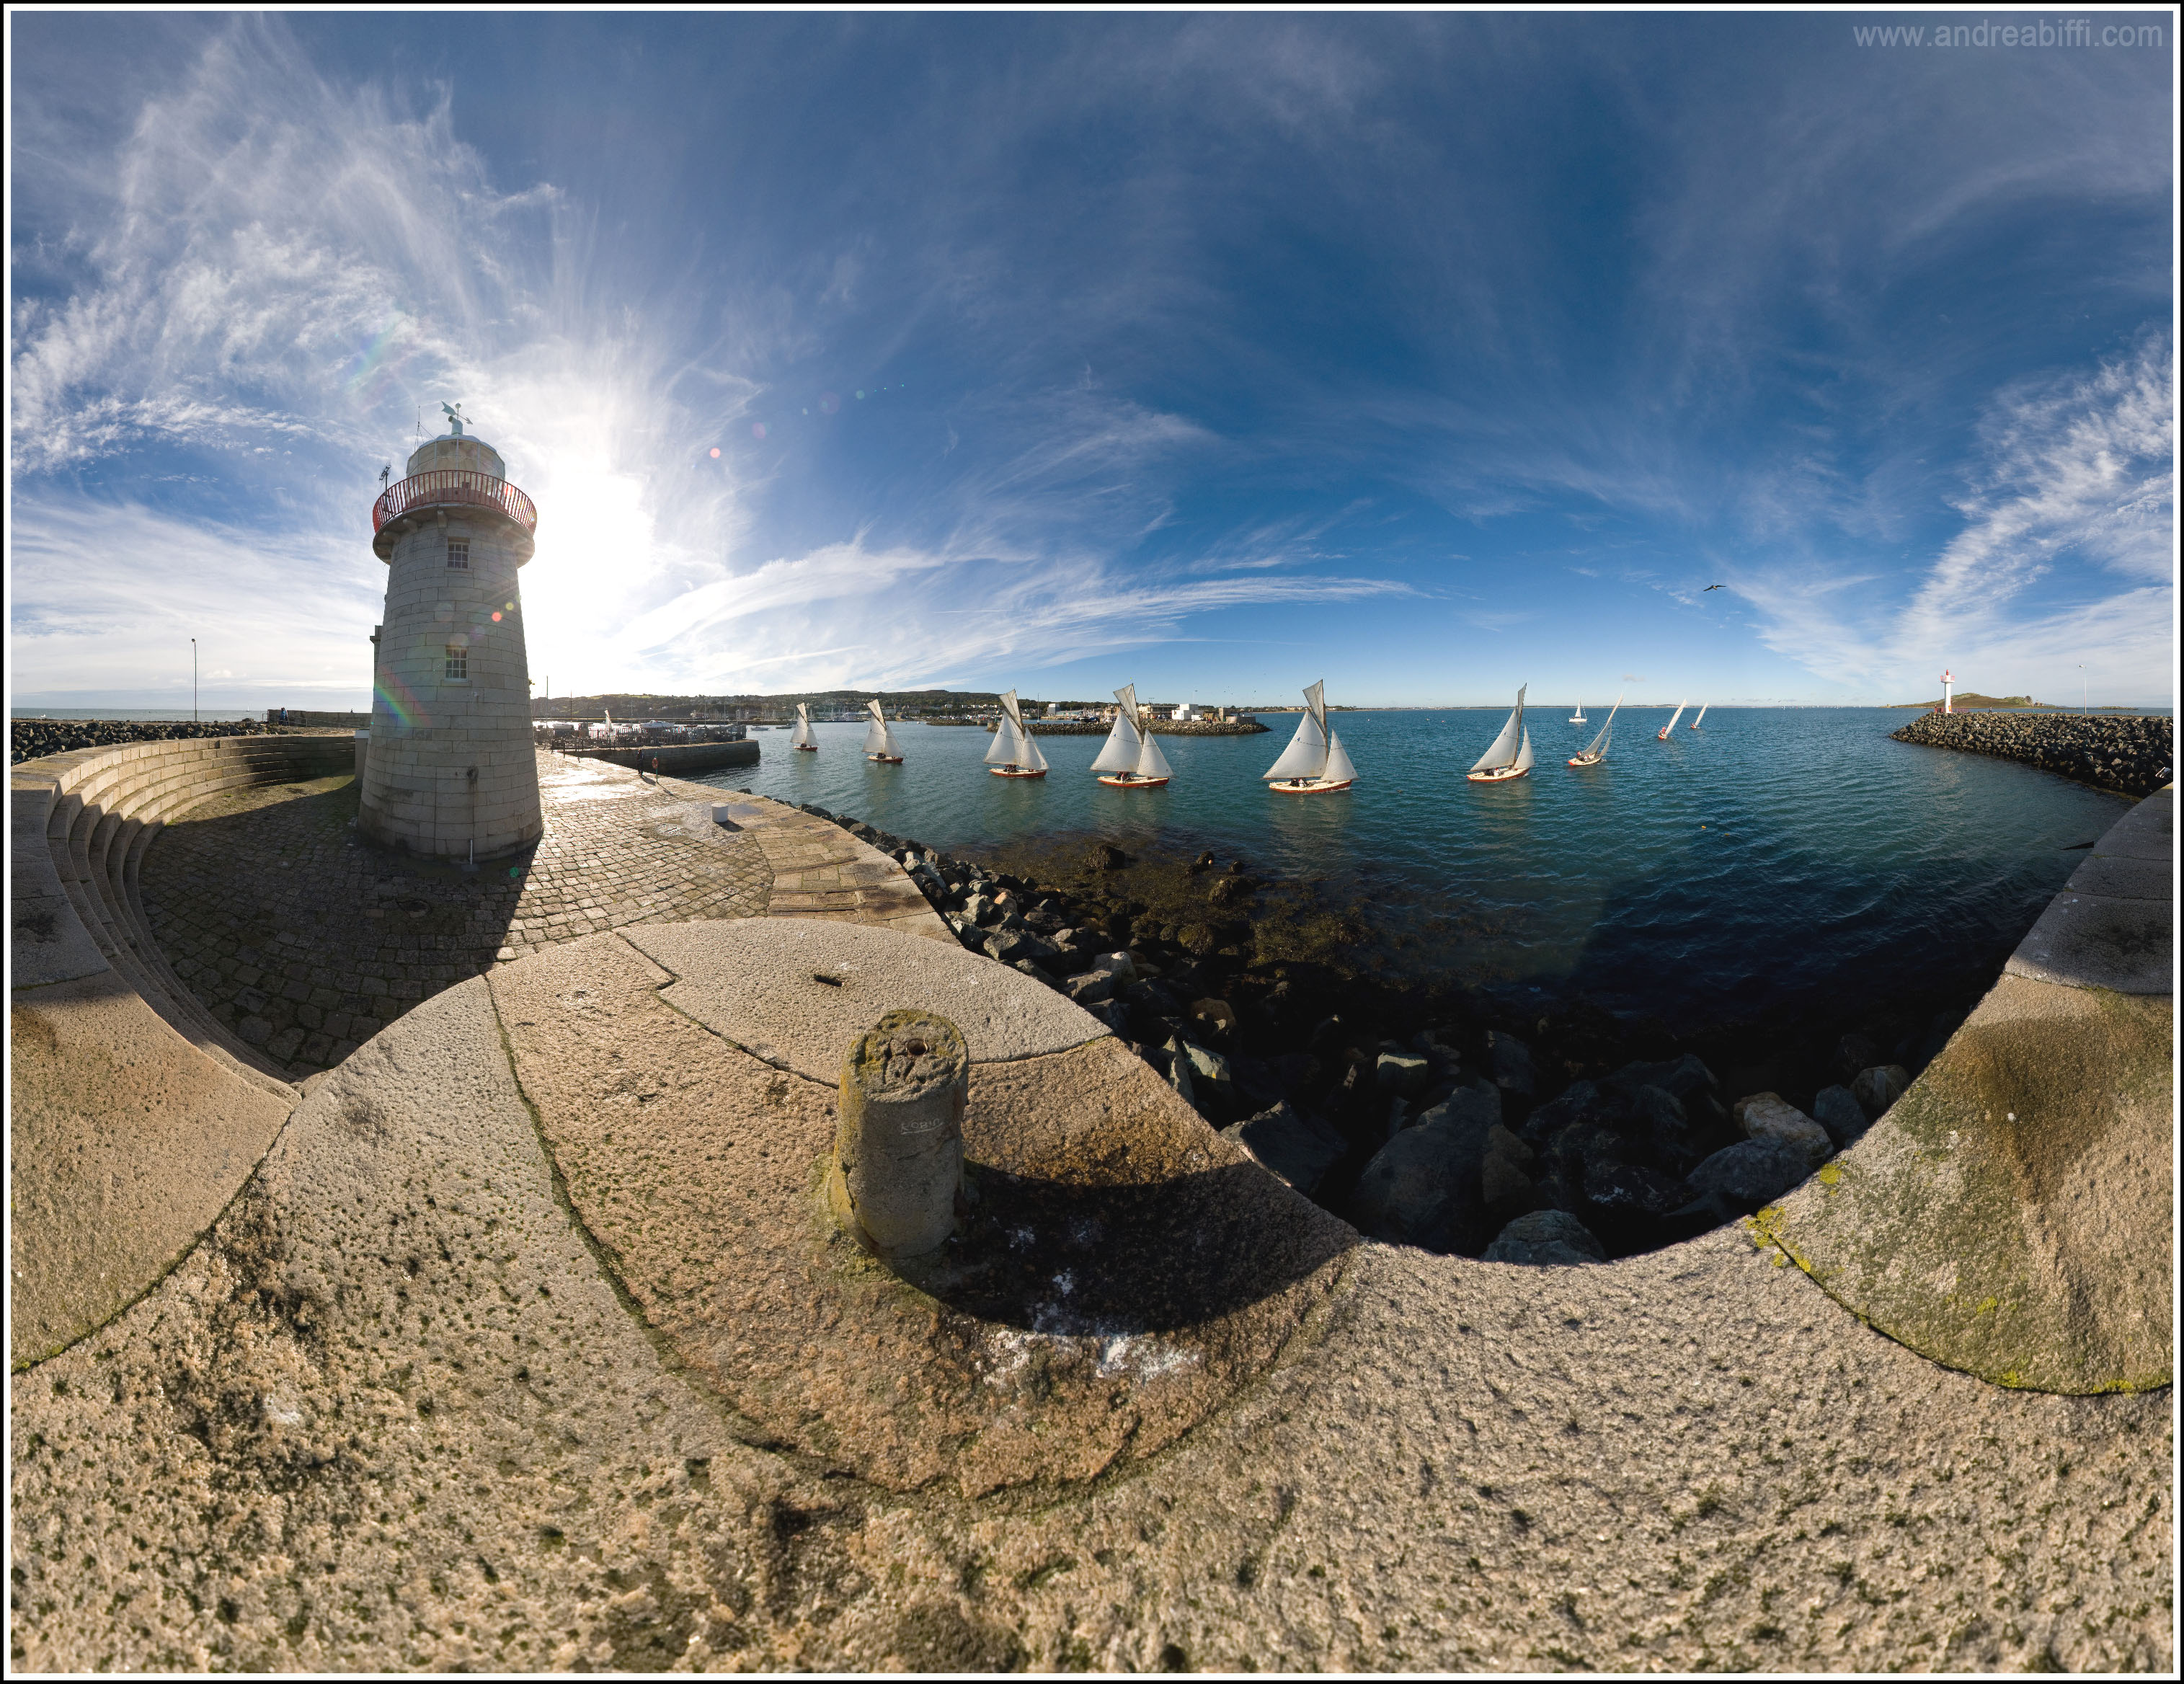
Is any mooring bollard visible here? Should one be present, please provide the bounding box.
[828,1009,968,1260]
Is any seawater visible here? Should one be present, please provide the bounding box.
[688,707,2136,1032]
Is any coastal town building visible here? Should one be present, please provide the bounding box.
[358,409,543,859]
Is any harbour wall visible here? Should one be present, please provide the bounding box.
[561,740,760,773]
[1019,718,1270,735]
[1891,709,2171,798]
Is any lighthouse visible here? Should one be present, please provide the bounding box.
[358,404,543,859]
[1941,670,1954,715]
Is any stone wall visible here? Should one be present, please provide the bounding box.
[1891,710,2172,797]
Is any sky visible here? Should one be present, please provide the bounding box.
[9,10,2175,711]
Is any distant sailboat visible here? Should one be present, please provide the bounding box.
[984,690,1049,779]
[1570,699,1586,724]
[791,702,818,751]
[1091,684,1171,789]
[1467,685,1535,784]
[1264,680,1357,794]
[1656,701,1687,741]
[1568,693,1621,767]
[1689,703,1708,731]
[863,699,905,763]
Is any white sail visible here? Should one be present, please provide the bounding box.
[999,689,1026,730]
[1018,728,1049,772]
[1320,729,1358,784]
[1470,683,1527,772]
[1302,678,1327,738]
[1089,701,1142,774]
[1512,729,1535,774]
[1661,701,1687,733]
[1571,699,1586,723]
[1691,703,1708,728]
[791,703,816,748]
[863,699,891,755]
[1114,683,1140,732]
[1581,693,1622,758]
[983,716,1023,765]
[1133,730,1173,780]
[1264,710,1328,780]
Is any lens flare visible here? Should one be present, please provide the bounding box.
[752,422,767,439]
[709,446,721,458]
[818,392,840,415]
[492,611,502,621]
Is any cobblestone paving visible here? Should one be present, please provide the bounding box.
[140,753,772,1078]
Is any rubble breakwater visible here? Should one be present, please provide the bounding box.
[1011,717,1271,735]
[789,799,1984,1264]
[10,717,285,765]
[1891,710,2171,797]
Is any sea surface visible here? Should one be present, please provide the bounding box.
[690,706,2144,1032]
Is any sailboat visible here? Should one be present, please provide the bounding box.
[862,699,905,763]
[984,690,1049,779]
[791,702,818,751]
[1569,699,1586,724]
[1656,701,1687,741]
[1689,703,1708,731]
[1466,685,1535,784]
[1091,684,1172,789]
[1264,680,1357,794]
[1567,693,1621,766]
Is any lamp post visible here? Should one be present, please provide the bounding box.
[192,638,198,723]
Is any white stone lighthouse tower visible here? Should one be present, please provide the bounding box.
[359,404,543,859]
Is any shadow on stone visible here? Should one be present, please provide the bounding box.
[893,1159,1355,1335]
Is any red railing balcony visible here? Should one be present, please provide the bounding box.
[371,470,538,539]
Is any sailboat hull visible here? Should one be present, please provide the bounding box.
[866,753,903,763]
[1465,766,1530,784]
[1654,730,1671,740]
[794,744,818,752]
[1271,777,1352,794]
[1097,774,1169,789]
[990,766,1047,779]
[1566,753,1604,767]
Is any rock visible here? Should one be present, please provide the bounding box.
[1083,1000,1129,1037]
[1123,979,1183,1021]
[1581,1161,1683,1249]
[1092,951,1137,985]
[963,892,1000,926]
[1189,997,1237,1036]
[1222,1101,1347,1197]
[1375,1051,1432,1096]
[1835,1031,1881,1079]
[982,929,1042,966]
[1347,1108,1495,1254]
[1811,1085,1870,1150]
[1090,842,1132,870]
[1677,1140,1809,1220]
[1519,1078,1601,1145]
[1732,1093,1834,1167]
[1605,1054,1718,1106]
[1177,1040,1233,1106]
[1063,972,1114,1006]
[1384,1098,1411,1140]
[1486,1030,1537,1099]
[1630,1084,1703,1170]
[1851,1063,1911,1120]
[1412,1085,1501,1133]
[1482,1210,1606,1266]
[1479,1124,1537,1218]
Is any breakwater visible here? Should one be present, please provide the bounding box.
[1019,718,1271,736]
[10,717,283,766]
[787,799,1974,1264]
[561,740,760,774]
[1891,711,2171,797]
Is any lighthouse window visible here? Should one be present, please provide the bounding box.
[446,539,470,569]
[444,645,469,681]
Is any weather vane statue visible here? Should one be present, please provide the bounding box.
[441,400,466,437]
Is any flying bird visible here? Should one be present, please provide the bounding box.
[1703,583,1723,591]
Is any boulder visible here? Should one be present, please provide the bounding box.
[1733,1093,1834,1167]
[1581,1161,1683,1250]
[1062,972,1114,1006]
[1412,1085,1501,1133]
[1677,1140,1809,1220]
[1630,1083,1703,1170]
[982,929,1042,967]
[1083,1000,1129,1037]
[1482,1210,1606,1266]
[1222,1105,1336,1197]
[1836,1031,1881,1080]
[1851,1063,1911,1120]
[1162,1041,1197,1107]
[963,892,1000,926]
[1479,1124,1537,1220]
[1486,1030,1537,1099]
[1519,1078,1601,1145]
[1605,1053,1718,1107]
[1810,1085,1870,1150]
[1090,841,1132,870]
[1092,951,1137,985]
[1190,997,1238,1036]
[1347,1108,1495,1254]
[1375,1051,1432,1096]
[1177,1040,1234,1106]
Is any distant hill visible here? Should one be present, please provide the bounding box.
[535,688,1001,720]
